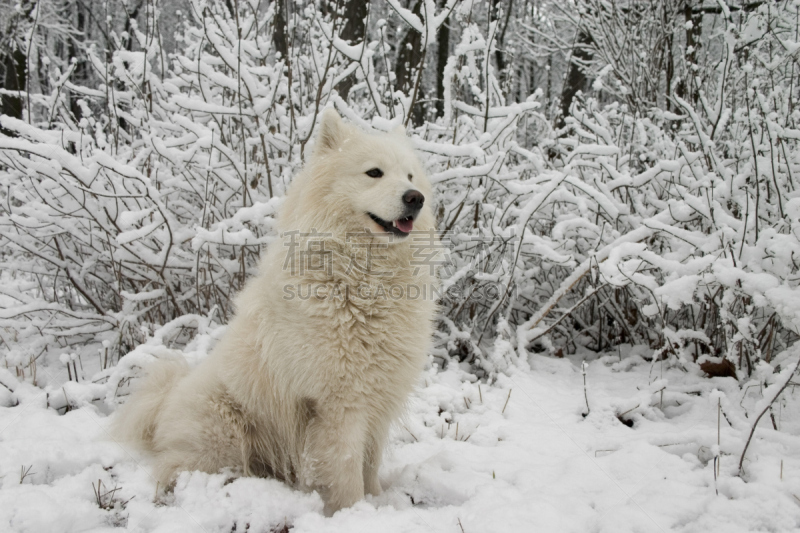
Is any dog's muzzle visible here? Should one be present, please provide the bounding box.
[368,190,424,237]
[402,190,424,219]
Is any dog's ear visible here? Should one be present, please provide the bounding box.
[392,122,407,137]
[315,108,345,154]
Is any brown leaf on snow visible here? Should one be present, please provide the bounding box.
[699,358,737,379]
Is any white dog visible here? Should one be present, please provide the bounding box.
[113,109,439,515]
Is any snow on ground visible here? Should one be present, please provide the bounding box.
[1,345,800,533]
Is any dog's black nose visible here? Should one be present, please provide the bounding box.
[403,190,424,209]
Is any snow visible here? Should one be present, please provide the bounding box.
[2,346,799,532]
[3,1,800,530]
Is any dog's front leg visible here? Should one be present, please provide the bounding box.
[304,407,366,516]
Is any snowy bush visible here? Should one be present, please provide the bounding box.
[1,0,800,390]
[4,4,800,531]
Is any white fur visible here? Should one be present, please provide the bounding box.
[113,109,439,515]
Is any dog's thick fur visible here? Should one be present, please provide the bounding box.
[112,109,438,514]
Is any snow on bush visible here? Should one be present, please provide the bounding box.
[2,2,800,530]
[1,0,800,393]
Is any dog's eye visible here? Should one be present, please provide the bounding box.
[365,168,383,178]
[408,174,413,181]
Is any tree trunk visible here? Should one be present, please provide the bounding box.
[396,1,425,125]
[435,0,450,117]
[273,0,288,60]
[676,0,702,104]
[1,48,27,134]
[336,0,368,101]
[664,1,675,111]
[558,30,592,129]
[69,4,89,122]
[0,0,35,135]
[491,0,514,92]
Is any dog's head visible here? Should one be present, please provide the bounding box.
[281,109,434,241]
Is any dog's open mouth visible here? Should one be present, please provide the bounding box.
[368,213,414,236]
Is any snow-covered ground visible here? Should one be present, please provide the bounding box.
[2,340,799,533]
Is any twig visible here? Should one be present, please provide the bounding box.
[717,398,721,478]
[528,284,607,344]
[582,360,590,416]
[19,465,35,484]
[403,424,418,442]
[526,224,655,332]
[502,389,512,414]
[25,1,40,125]
[738,355,800,476]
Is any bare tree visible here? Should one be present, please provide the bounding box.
[336,0,368,100]
[435,0,449,117]
[0,0,35,134]
[558,29,591,129]
[395,0,425,125]
[273,0,288,59]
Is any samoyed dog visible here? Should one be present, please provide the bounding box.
[113,109,439,515]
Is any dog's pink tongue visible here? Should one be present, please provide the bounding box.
[396,218,413,233]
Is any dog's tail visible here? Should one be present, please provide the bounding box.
[111,359,189,452]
